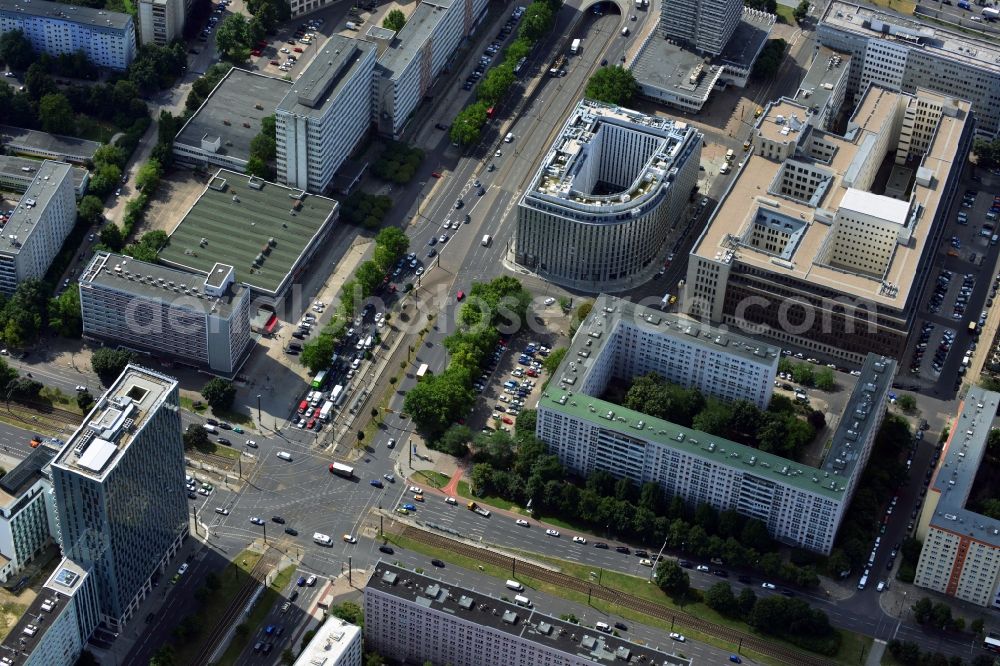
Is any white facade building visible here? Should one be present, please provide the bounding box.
[514,101,701,291]
[375,0,489,137]
[0,0,136,70]
[913,389,1000,608]
[0,446,59,585]
[660,0,743,56]
[293,617,362,666]
[137,0,187,46]
[818,1,1000,136]
[79,253,253,376]
[365,563,691,666]
[0,160,76,296]
[276,36,376,193]
[536,295,893,554]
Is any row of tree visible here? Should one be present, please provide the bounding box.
[246,115,277,179]
[623,373,822,458]
[752,39,787,81]
[450,0,561,146]
[216,0,291,63]
[776,357,835,390]
[299,227,410,373]
[404,277,532,438]
[584,67,639,106]
[339,191,394,229]
[888,639,991,666]
[372,141,424,184]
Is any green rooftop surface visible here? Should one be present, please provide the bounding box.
[159,170,337,295]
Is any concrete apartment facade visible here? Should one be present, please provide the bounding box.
[0,0,136,69]
[0,160,76,296]
[818,1,1000,137]
[536,295,893,554]
[684,85,973,365]
[0,446,58,585]
[660,0,742,57]
[374,0,489,137]
[79,252,253,376]
[51,366,188,631]
[364,563,691,666]
[293,617,362,666]
[0,157,89,199]
[913,389,1000,608]
[137,0,187,46]
[514,101,701,291]
[276,36,376,193]
[0,558,100,666]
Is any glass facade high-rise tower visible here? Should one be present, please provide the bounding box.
[51,365,188,630]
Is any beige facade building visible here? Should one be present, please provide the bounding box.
[684,85,973,364]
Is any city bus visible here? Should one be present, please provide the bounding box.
[983,633,1000,653]
[311,370,327,389]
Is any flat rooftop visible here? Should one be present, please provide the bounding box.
[295,617,360,665]
[159,170,338,296]
[823,0,1000,75]
[81,251,244,318]
[0,160,72,257]
[0,0,131,29]
[631,38,721,104]
[0,444,56,508]
[718,10,774,70]
[0,156,88,194]
[53,365,177,481]
[376,1,443,80]
[367,563,690,666]
[278,35,375,119]
[0,125,101,164]
[0,557,90,665]
[692,85,970,307]
[174,68,291,162]
[927,388,1000,547]
[794,46,850,116]
[542,295,895,500]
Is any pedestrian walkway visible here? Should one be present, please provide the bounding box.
[865,639,887,666]
[442,463,466,497]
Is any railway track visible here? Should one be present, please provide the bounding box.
[191,548,278,666]
[187,450,238,471]
[399,524,831,666]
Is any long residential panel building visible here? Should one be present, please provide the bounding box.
[818,0,1000,137]
[0,445,59,585]
[0,160,76,296]
[913,389,1000,608]
[514,101,701,291]
[51,365,188,630]
[0,0,136,69]
[276,35,377,193]
[536,295,893,554]
[364,563,692,666]
[79,252,253,376]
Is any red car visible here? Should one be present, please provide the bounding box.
[306,418,316,429]
[457,290,465,301]
[251,49,261,57]
[312,406,322,418]
[502,416,514,424]
[270,60,279,65]
[431,171,442,178]
[293,47,303,53]
[526,369,538,377]
[298,400,309,413]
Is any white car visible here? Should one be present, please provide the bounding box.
[445,496,457,505]
[409,486,423,494]
[696,564,710,572]
[639,558,653,567]
[544,297,556,306]
[343,534,357,543]
[215,507,229,515]
[761,582,776,590]
[281,47,289,53]
[245,439,258,448]
[516,519,529,527]
[250,516,264,525]
[75,385,88,392]
[178,563,189,575]
[383,473,395,482]
[669,632,685,642]
[546,529,560,537]
[572,536,587,544]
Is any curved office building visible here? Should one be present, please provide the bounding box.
[513,100,701,291]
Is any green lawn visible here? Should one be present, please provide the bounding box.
[216,565,296,666]
[775,4,795,23]
[0,601,27,642]
[386,531,872,665]
[413,470,450,488]
[170,550,262,665]
[455,480,524,512]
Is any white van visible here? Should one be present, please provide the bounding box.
[514,594,532,607]
[596,621,611,633]
[202,424,217,434]
[277,451,293,461]
[857,574,869,590]
[504,132,514,143]
[482,234,492,247]
[505,579,524,591]
[621,26,629,35]
[313,532,332,545]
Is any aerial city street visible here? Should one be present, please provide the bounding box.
[3,0,1000,662]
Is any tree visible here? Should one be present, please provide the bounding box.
[280,648,295,665]
[519,1,554,41]
[451,102,487,146]
[135,158,162,194]
[655,559,689,596]
[6,377,42,402]
[300,332,336,373]
[793,0,810,21]
[48,288,82,337]
[77,195,104,226]
[245,155,268,178]
[201,377,236,411]
[383,9,406,31]
[99,224,125,251]
[434,424,472,457]
[897,394,917,413]
[0,30,35,71]
[477,64,516,107]
[91,348,136,383]
[704,581,738,616]
[375,227,410,261]
[974,137,1000,170]
[971,617,985,635]
[38,93,76,134]
[814,367,835,391]
[149,646,176,666]
[404,371,475,438]
[331,601,364,626]
[542,348,567,375]
[184,425,210,450]
[216,14,252,62]
[912,596,934,624]
[25,63,55,99]
[365,653,386,666]
[752,39,786,81]
[585,66,639,106]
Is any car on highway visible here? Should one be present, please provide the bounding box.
[695,564,710,572]
[614,622,628,631]
[245,439,258,448]
[379,544,394,554]
[250,516,264,525]
[445,496,457,504]
[669,632,685,642]
[615,546,631,554]
[454,199,464,209]
[761,582,776,590]
[516,519,529,527]
[409,486,423,494]
[572,536,587,544]
[402,503,416,511]
[639,558,653,567]
[431,559,445,567]
[594,542,609,549]
[439,234,449,243]
[546,529,560,537]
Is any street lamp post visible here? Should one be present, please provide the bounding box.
[256,394,262,423]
